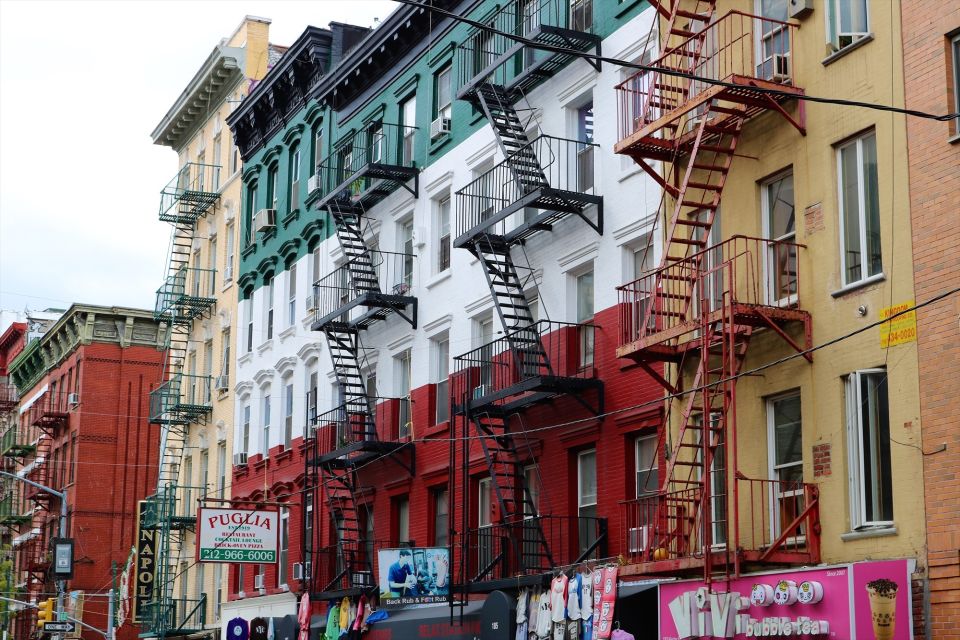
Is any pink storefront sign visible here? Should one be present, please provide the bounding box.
[657,559,912,639]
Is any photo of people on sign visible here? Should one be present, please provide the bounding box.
[377,547,450,607]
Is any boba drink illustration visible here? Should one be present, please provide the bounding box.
[865,578,898,640]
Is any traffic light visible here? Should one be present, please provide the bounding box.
[36,598,54,630]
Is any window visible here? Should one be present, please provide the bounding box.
[196,557,205,617]
[304,492,314,568]
[311,245,322,292]
[368,123,385,164]
[952,33,960,135]
[762,171,797,304]
[199,449,209,497]
[837,131,880,286]
[242,404,251,454]
[399,220,414,289]
[523,465,541,518]
[826,0,869,52]
[230,143,239,175]
[845,370,893,528]
[262,393,271,457]
[245,300,254,353]
[220,329,231,385]
[203,340,214,403]
[307,371,319,426]
[756,0,791,80]
[279,508,289,587]
[264,275,275,340]
[395,496,410,543]
[433,336,450,424]
[217,442,226,498]
[571,0,593,32]
[69,433,77,484]
[401,96,417,164]
[180,561,190,605]
[245,183,258,247]
[434,66,453,122]
[476,317,494,389]
[213,134,223,190]
[396,349,412,439]
[577,450,598,553]
[767,392,804,538]
[283,383,294,450]
[635,434,658,497]
[436,196,451,273]
[236,564,246,595]
[183,457,193,518]
[214,564,223,620]
[267,165,279,211]
[225,223,235,283]
[287,264,297,326]
[576,269,595,367]
[433,488,449,546]
[697,413,727,546]
[312,126,324,175]
[477,478,493,569]
[289,144,301,213]
[576,102,594,191]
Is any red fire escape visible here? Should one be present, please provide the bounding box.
[614,2,818,584]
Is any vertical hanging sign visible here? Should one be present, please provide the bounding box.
[134,500,157,624]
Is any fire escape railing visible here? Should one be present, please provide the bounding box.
[27,391,71,430]
[0,422,36,459]
[455,0,598,98]
[617,236,804,349]
[311,250,416,329]
[0,382,18,411]
[616,11,798,144]
[311,396,413,456]
[454,135,601,244]
[310,123,419,209]
[159,162,223,222]
[149,374,214,425]
[155,267,218,321]
[465,515,606,584]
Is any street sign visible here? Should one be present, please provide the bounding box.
[43,622,75,633]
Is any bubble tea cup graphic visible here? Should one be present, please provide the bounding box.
[865,578,898,640]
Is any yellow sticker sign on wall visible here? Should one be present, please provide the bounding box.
[879,301,917,348]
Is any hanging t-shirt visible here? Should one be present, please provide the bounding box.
[517,589,529,624]
[550,575,568,623]
[567,573,582,621]
[580,571,593,621]
[250,617,269,640]
[535,590,552,639]
[227,617,249,640]
[324,605,339,640]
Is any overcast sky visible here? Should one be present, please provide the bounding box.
[0,0,396,315]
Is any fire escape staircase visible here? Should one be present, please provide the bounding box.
[142,163,219,639]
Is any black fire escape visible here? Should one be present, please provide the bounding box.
[304,124,418,600]
[451,0,606,593]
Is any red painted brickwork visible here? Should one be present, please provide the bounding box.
[11,342,163,640]
[812,443,831,478]
[228,302,664,612]
[901,1,960,636]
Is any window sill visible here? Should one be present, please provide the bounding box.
[257,339,274,355]
[278,325,297,342]
[840,525,897,542]
[221,280,234,294]
[241,245,257,259]
[238,352,253,367]
[275,447,294,463]
[424,420,450,437]
[822,34,874,67]
[425,269,452,290]
[616,0,643,18]
[429,133,453,155]
[948,132,960,145]
[282,209,300,228]
[831,272,885,298]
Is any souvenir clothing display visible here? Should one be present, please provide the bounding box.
[227,617,250,640]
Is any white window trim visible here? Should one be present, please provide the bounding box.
[577,449,597,514]
[952,33,960,137]
[825,0,871,51]
[765,390,803,540]
[845,369,894,531]
[634,434,658,498]
[836,132,879,287]
[760,168,798,306]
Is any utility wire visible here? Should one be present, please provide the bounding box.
[390,0,959,122]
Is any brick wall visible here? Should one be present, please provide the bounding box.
[900,1,960,637]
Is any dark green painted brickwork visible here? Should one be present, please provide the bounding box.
[238,0,647,294]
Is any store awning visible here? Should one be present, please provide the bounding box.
[365,601,483,639]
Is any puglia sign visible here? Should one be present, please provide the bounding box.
[197,508,279,564]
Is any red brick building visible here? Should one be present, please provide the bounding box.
[3,305,166,640]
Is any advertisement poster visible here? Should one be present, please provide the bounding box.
[197,508,279,563]
[134,501,156,625]
[659,559,912,639]
[377,547,450,607]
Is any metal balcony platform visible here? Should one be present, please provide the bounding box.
[311,292,416,332]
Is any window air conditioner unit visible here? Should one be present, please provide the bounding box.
[67,393,79,407]
[253,209,276,232]
[214,376,229,392]
[766,54,791,83]
[430,117,452,141]
[628,526,650,554]
[224,265,234,282]
[305,295,316,312]
[307,174,321,193]
[293,562,311,581]
[233,452,248,468]
[254,574,265,591]
[472,384,489,400]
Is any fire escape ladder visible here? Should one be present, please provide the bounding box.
[661,1,718,55]
[319,465,370,589]
[328,202,381,296]
[474,83,550,195]
[472,411,552,572]
[475,235,552,379]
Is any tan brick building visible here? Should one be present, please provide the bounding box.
[901,1,960,637]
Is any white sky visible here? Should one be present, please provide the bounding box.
[0,0,396,315]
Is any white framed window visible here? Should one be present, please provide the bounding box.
[217,442,226,498]
[203,340,214,403]
[224,223,235,283]
[761,170,797,305]
[695,413,727,547]
[307,370,319,426]
[283,382,294,449]
[837,131,881,286]
[845,369,893,529]
[289,145,301,213]
[576,101,595,191]
[182,457,193,518]
[767,391,804,539]
[244,299,253,353]
[268,165,279,211]
[435,66,452,121]
[432,336,450,424]
[577,449,598,554]
[199,449,209,497]
[476,316,494,389]
[395,495,410,543]
[755,0,791,81]
[278,508,289,587]
[213,134,223,190]
[395,349,412,439]
[826,0,870,52]
[242,404,251,454]
[312,126,324,174]
[287,264,297,326]
[433,488,449,547]
[523,465,541,518]
[402,96,417,165]
[399,219,414,289]
[576,268,595,367]
[214,563,223,620]
[635,434,658,497]
[265,275,275,340]
[262,393,271,458]
[220,328,231,384]
[436,195,451,273]
[477,477,493,568]
[952,33,960,135]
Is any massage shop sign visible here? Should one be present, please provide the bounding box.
[197,508,279,563]
[659,559,913,639]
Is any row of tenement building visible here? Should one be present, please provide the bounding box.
[1,1,958,639]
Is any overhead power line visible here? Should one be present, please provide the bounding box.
[391,0,959,122]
